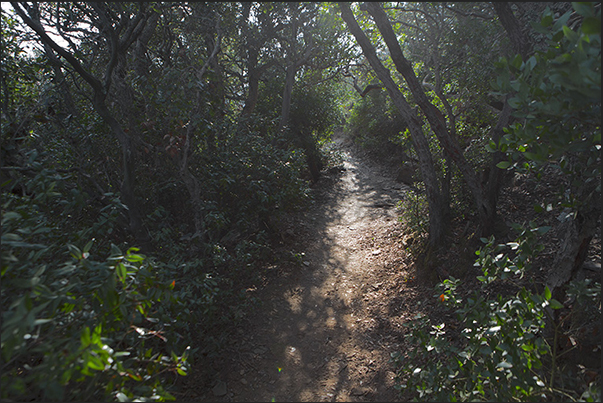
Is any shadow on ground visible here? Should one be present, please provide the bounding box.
[178,131,433,402]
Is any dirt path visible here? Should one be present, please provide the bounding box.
[184,131,426,402]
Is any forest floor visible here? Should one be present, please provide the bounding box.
[177,129,601,402]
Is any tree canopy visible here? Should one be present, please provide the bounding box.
[1,2,600,401]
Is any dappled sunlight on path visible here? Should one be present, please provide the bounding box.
[183,130,422,402]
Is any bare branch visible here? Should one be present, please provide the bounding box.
[382,5,440,27]
[195,16,221,82]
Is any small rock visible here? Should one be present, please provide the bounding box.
[253,346,267,355]
[303,261,311,266]
[372,249,381,255]
[350,386,369,396]
[212,381,228,397]
[240,378,248,385]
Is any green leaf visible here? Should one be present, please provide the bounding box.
[541,14,554,28]
[81,327,91,347]
[68,244,82,259]
[92,324,102,345]
[572,2,594,17]
[87,355,105,371]
[83,240,94,254]
[496,161,511,169]
[496,361,513,369]
[549,298,564,309]
[563,25,579,41]
[125,253,144,263]
[525,55,537,72]
[116,263,127,283]
[544,286,552,300]
[511,54,523,69]
[535,226,551,235]
[116,392,130,402]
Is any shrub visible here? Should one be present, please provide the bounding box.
[392,222,600,402]
[1,166,196,401]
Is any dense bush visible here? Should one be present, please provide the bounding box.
[392,223,600,402]
[346,89,410,154]
[392,5,601,401]
[1,163,202,401]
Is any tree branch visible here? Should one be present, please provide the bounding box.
[11,2,104,94]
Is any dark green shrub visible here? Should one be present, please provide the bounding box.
[1,165,201,401]
[392,223,601,402]
[346,89,409,154]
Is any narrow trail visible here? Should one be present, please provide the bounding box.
[187,131,424,402]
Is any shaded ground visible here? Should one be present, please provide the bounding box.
[176,129,601,402]
[177,130,432,401]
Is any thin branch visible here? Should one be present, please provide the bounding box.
[11,2,104,94]
[195,16,221,82]
[443,4,495,21]
[382,5,440,27]
[392,19,429,38]
[89,3,119,92]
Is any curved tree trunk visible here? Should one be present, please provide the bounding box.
[340,2,447,248]
[483,95,513,234]
[365,2,491,236]
[92,95,152,251]
[547,198,600,300]
[241,47,261,116]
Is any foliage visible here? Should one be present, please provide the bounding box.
[397,190,429,244]
[492,2,601,212]
[393,5,602,401]
[392,223,601,402]
[2,3,344,399]
[195,125,311,242]
[0,164,205,401]
[346,89,409,153]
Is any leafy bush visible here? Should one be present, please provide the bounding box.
[346,89,409,153]
[392,222,601,401]
[397,191,429,245]
[393,224,555,401]
[394,7,602,401]
[1,166,202,401]
[196,126,311,241]
[492,3,601,211]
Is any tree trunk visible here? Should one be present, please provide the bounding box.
[277,62,297,135]
[365,2,491,236]
[483,95,513,233]
[133,12,159,78]
[491,2,532,59]
[179,125,206,240]
[241,47,261,116]
[547,203,600,300]
[340,2,447,248]
[12,2,153,251]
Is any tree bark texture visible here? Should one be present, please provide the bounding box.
[491,2,532,59]
[547,203,600,300]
